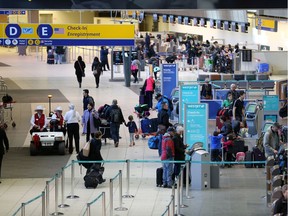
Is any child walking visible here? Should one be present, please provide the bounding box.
[125,115,138,147]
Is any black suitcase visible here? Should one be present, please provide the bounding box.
[252,147,265,168]
[150,118,159,133]
[156,167,163,187]
[84,165,105,188]
[139,94,147,105]
[245,151,254,168]
[233,139,245,154]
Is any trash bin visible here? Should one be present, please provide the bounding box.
[210,164,220,188]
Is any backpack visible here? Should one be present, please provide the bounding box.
[110,108,121,123]
[163,96,173,112]
[279,102,287,118]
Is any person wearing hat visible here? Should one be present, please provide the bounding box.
[64,104,81,154]
[161,127,175,188]
[30,105,48,135]
[264,122,282,158]
[50,106,66,135]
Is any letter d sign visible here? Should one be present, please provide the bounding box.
[5,24,21,38]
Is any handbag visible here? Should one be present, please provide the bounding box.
[78,61,85,77]
[82,140,91,157]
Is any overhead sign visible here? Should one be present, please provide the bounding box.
[161,64,178,98]
[0,24,135,46]
[184,103,208,151]
[263,95,279,112]
[179,84,200,124]
[0,10,26,15]
[255,18,278,32]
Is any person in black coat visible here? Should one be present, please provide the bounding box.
[200,78,213,99]
[86,131,103,172]
[91,57,102,88]
[0,126,9,183]
[74,56,86,88]
[157,102,172,130]
[219,116,233,138]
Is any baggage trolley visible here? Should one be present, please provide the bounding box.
[99,124,111,144]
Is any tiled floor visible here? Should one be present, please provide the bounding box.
[0,47,284,216]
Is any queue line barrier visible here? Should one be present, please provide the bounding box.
[11,159,266,216]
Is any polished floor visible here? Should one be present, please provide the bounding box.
[0,47,284,216]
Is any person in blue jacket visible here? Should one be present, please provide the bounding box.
[210,131,223,161]
[154,93,172,117]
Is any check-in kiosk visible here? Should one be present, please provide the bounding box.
[188,142,210,190]
[245,102,263,137]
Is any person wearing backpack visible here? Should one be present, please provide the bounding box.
[105,99,125,147]
[91,57,102,88]
[154,93,173,117]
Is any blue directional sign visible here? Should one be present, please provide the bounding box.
[161,64,178,98]
[263,95,279,111]
[0,10,26,15]
[184,103,208,151]
[179,84,200,124]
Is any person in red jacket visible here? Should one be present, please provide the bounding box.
[30,105,48,135]
[50,106,66,135]
[161,127,175,188]
[222,134,234,167]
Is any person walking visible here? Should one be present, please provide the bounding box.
[74,56,86,88]
[83,89,94,112]
[232,91,245,122]
[124,115,138,147]
[100,46,109,71]
[91,57,102,88]
[55,46,65,64]
[82,102,100,142]
[0,125,9,183]
[105,99,125,147]
[143,75,155,109]
[131,57,141,83]
[64,104,81,154]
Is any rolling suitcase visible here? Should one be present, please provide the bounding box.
[150,118,158,133]
[245,151,254,168]
[233,139,245,154]
[156,167,163,187]
[252,146,265,168]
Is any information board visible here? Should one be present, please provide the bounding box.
[179,84,200,124]
[0,24,134,46]
[184,103,208,151]
[263,95,279,111]
[161,64,178,98]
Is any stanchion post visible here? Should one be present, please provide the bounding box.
[180,167,188,208]
[67,160,79,199]
[46,181,50,216]
[123,159,134,198]
[185,161,192,199]
[172,188,175,216]
[42,191,46,216]
[87,203,91,216]
[102,192,106,216]
[21,203,25,216]
[58,168,70,208]
[115,170,128,211]
[176,176,181,216]
[50,173,63,216]
[109,179,113,216]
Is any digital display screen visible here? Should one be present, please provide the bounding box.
[153,14,157,22]
[200,18,205,27]
[224,21,229,30]
[163,15,167,23]
[210,19,215,28]
[184,17,189,25]
[178,16,182,24]
[246,104,257,113]
[264,115,278,123]
[193,18,198,26]
[169,15,174,23]
[263,122,274,132]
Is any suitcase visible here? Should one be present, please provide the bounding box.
[139,94,147,105]
[150,118,158,133]
[84,166,105,188]
[245,151,254,168]
[252,146,265,168]
[47,54,55,64]
[141,118,151,134]
[99,126,111,143]
[156,167,163,187]
[233,139,245,154]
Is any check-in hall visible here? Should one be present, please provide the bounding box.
[0,1,287,216]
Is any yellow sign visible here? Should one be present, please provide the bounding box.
[0,24,135,39]
[255,18,277,32]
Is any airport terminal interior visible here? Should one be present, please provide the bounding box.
[0,7,287,216]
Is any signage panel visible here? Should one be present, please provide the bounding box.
[179,84,200,124]
[0,24,135,46]
[161,64,178,99]
[263,95,279,112]
[184,103,208,151]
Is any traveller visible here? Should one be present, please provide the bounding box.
[124,115,138,147]
[200,78,213,99]
[264,122,282,158]
[83,89,94,111]
[64,104,81,154]
[91,57,102,88]
[0,125,9,184]
[100,46,109,71]
[143,75,155,109]
[232,91,245,122]
[105,99,125,147]
[74,56,86,88]
[82,102,100,142]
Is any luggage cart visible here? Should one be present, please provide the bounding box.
[0,101,16,128]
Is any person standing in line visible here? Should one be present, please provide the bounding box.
[131,57,141,83]
[143,75,155,109]
[64,104,81,154]
[105,99,125,147]
[161,127,175,188]
[55,46,65,64]
[226,83,239,102]
[124,115,138,147]
[200,78,213,99]
[91,57,102,88]
[82,102,100,142]
[157,102,172,130]
[74,56,86,88]
[232,91,245,122]
[0,124,9,184]
[100,46,110,71]
[263,122,282,158]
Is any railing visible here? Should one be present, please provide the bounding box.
[11,159,266,216]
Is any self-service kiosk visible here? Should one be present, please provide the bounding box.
[188,142,210,190]
[245,102,263,137]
